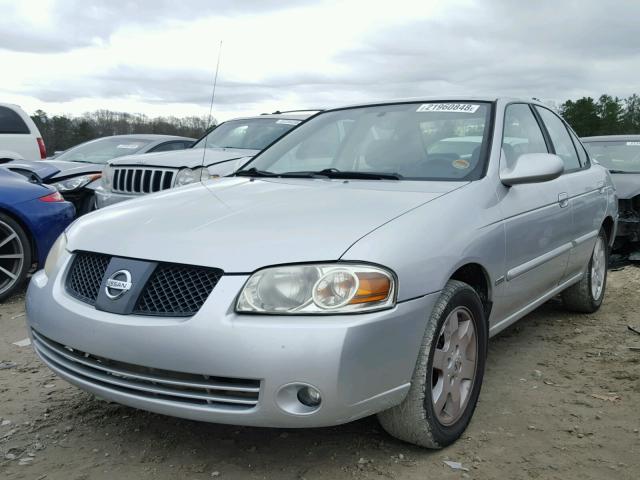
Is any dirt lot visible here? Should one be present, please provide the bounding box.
[1,269,639,480]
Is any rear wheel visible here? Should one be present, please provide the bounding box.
[562,228,608,313]
[0,213,32,302]
[377,280,487,448]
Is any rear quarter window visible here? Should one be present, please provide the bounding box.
[0,106,30,134]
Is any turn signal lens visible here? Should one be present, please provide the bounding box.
[350,272,392,304]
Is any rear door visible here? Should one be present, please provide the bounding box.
[499,103,574,315]
[534,106,606,279]
[0,106,40,160]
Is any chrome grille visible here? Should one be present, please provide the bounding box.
[112,167,175,194]
[66,252,110,305]
[134,264,223,317]
[32,330,260,410]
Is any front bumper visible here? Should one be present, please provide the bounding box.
[26,260,438,428]
[94,188,137,209]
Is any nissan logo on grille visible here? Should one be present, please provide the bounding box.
[105,270,133,300]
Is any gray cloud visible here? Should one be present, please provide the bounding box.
[0,0,313,53]
[8,0,640,114]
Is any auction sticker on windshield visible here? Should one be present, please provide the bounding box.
[276,119,301,125]
[117,144,142,149]
[626,141,640,146]
[417,103,480,113]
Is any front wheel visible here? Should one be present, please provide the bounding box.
[377,280,487,448]
[562,228,608,313]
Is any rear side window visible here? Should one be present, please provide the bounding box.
[149,141,190,153]
[0,106,30,134]
[535,107,581,171]
[501,104,548,168]
[567,129,589,167]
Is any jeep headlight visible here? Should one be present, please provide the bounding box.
[175,167,210,187]
[51,174,101,192]
[102,165,114,189]
[44,233,68,277]
[236,264,396,314]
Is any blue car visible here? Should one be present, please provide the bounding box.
[0,167,75,301]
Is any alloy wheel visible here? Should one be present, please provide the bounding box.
[431,306,478,426]
[0,220,25,296]
[590,236,606,300]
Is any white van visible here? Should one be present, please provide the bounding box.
[0,103,46,161]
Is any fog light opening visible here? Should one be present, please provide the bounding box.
[297,386,322,408]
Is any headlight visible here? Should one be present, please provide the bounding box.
[44,233,68,277]
[102,165,114,189]
[236,264,396,314]
[175,167,210,187]
[52,174,101,192]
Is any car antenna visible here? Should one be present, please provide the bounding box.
[201,40,223,167]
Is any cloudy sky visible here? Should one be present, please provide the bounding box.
[1,0,638,122]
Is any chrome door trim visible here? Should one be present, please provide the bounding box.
[506,242,573,281]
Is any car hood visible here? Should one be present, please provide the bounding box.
[611,172,640,199]
[69,177,465,272]
[108,147,258,169]
[4,159,102,181]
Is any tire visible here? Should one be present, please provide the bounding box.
[377,280,488,448]
[0,213,32,302]
[562,227,608,313]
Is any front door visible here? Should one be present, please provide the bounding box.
[498,103,574,317]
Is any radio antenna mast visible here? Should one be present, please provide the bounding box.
[202,40,223,158]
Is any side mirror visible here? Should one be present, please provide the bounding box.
[500,153,564,186]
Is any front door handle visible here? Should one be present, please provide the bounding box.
[597,181,606,194]
[558,192,569,208]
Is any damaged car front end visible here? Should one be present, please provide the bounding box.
[583,135,640,251]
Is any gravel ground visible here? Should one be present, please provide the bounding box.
[1,268,639,480]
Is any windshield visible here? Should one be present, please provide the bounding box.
[583,140,640,173]
[240,102,492,180]
[192,118,301,151]
[55,137,153,164]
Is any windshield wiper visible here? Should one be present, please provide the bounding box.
[280,168,402,180]
[235,167,278,177]
[608,169,639,174]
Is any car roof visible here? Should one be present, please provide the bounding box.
[322,96,545,111]
[581,135,640,142]
[93,134,195,141]
[224,111,319,122]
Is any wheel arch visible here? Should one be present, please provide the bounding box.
[602,215,615,247]
[449,262,493,319]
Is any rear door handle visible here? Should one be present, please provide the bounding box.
[558,192,569,208]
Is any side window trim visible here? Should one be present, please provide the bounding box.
[533,105,583,174]
[566,127,590,169]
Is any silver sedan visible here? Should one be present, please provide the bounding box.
[26,97,617,448]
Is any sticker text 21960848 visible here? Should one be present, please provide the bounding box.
[416,103,480,113]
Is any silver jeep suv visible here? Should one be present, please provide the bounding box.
[95,111,315,208]
[27,97,616,448]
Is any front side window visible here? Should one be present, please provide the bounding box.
[192,118,301,151]
[55,137,153,164]
[0,106,30,134]
[501,104,548,168]
[242,102,492,181]
[535,107,581,171]
[583,140,640,173]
